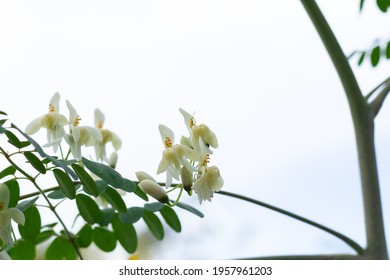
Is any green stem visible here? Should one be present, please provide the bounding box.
[19,186,60,200]
[217,190,364,255]
[300,0,388,259]
[0,147,84,260]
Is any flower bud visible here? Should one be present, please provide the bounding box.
[135,171,156,182]
[139,180,169,204]
[180,166,193,193]
[108,152,118,169]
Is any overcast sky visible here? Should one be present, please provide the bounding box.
[1,0,390,259]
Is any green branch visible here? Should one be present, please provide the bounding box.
[300,0,388,259]
[217,190,364,255]
[239,254,365,260]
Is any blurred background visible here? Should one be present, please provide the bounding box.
[1,0,389,259]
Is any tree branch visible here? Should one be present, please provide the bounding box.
[300,0,388,259]
[239,254,365,260]
[369,81,390,117]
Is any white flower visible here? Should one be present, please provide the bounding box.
[25,92,68,152]
[179,108,218,153]
[135,171,157,182]
[0,183,25,247]
[139,179,169,203]
[94,109,122,162]
[64,101,102,160]
[0,250,11,260]
[157,125,199,188]
[193,166,224,204]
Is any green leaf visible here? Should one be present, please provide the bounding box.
[0,166,16,179]
[0,111,7,115]
[76,224,93,248]
[76,194,101,224]
[45,237,78,260]
[4,179,19,208]
[53,169,76,199]
[5,130,22,148]
[175,201,204,218]
[93,227,117,252]
[72,164,98,197]
[371,46,381,67]
[386,41,390,59]
[99,208,116,227]
[8,240,36,260]
[360,0,365,11]
[144,202,164,212]
[47,189,66,199]
[357,51,365,66]
[82,157,124,188]
[95,180,108,195]
[19,206,41,242]
[119,207,144,224]
[41,222,58,229]
[112,215,137,254]
[11,124,78,179]
[16,196,39,212]
[376,0,390,12]
[36,230,56,244]
[101,187,127,213]
[143,211,164,240]
[24,151,46,174]
[122,178,137,193]
[160,206,182,232]
[134,185,149,201]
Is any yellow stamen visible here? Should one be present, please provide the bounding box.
[49,104,55,113]
[203,154,210,166]
[73,116,81,126]
[165,136,172,148]
[97,120,104,129]
[190,117,196,128]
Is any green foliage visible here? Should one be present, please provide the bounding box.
[119,207,144,224]
[386,41,390,59]
[93,227,117,252]
[18,206,41,242]
[53,169,76,199]
[8,240,36,260]
[76,194,101,224]
[36,230,56,244]
[76,224,93,248]
[72,163,99,197]
[99,208,116,226]
[376,0,390,12]
[4,179,19,208]
[16,196,39,212]
[160,206,182,233]
[134,185,149,201]
[175,201,204,218]
[370,45,381,67]
[46,237,78,260]
[112,215,137,254]
[101,187,127,213]
[0,166,16,179]
[82,157,124,188]
[143,211,164,240]
[144,202,165,212]
[4,130,30,149]
[24,151,46,174]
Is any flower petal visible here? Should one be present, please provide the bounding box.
[158,124,175,148]
[8,208,25,226]
[50,92,61,112]
[94,108,105,128]
[25,116,43,135]
[111,132,122,150]
[0,250,11,260]
[135,171,156,182]
[0,183,10,209]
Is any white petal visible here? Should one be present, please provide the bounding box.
[25,117,42,135]
[0,183,10,209]
[50,92,61,112]
[167,165,180,180]
[157,156,170,174]
[0,227,13,246]
[139,180,168,202]
[94,108,105,128]
[84,126,103,143]
[73,126,81,143]
[66,100,78,124]
[8,208,25,225]
[158,124,175,147]
[111,133,122,150]
[57,114,69,126]
[179,108,194,131]
[135,171,156,182]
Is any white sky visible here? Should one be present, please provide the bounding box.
[1,0,390,259]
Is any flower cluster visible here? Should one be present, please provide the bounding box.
[25,93,121,164]
[137,108,223,204]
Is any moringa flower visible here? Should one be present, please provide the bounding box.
[0,183,25,247]
[193,165,224,204]
[157,125,199,188]
[139,179,169,203]
[25,92,68,152]
[64,101,102,160]
[179,108,218,153]
[94,109,122,162]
